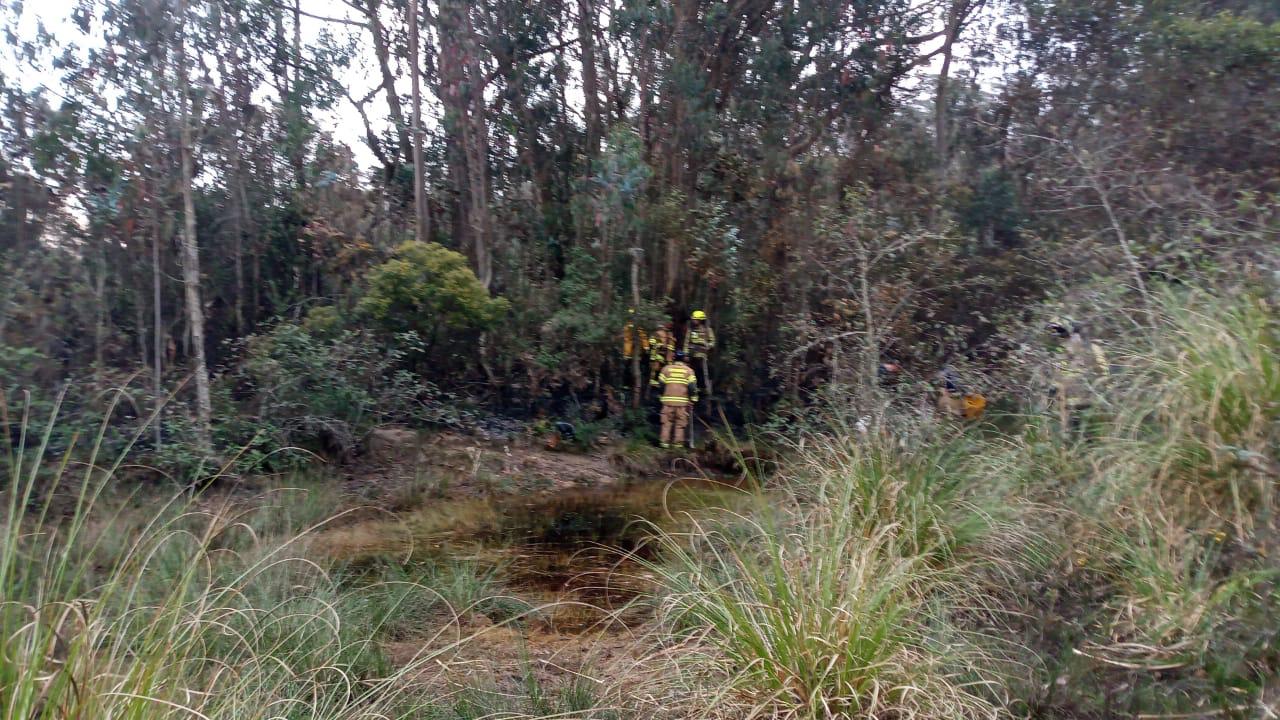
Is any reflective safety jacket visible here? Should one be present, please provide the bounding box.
[1057,335,1109,407]
[658,362,698,405]
[684,323,716,357]
[622,322,648,360]
[649,327,675,362]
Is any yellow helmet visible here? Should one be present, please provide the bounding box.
[691,310,707,320]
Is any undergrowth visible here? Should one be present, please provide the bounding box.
[2,287,1275,720]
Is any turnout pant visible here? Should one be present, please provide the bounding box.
[660,404,690,446]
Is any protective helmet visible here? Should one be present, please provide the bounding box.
[1046,316,1074,338]
[691,310,707,320]
[627,307,636,315]
[674,349,687,360]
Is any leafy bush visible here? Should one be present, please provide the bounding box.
[357,241,509,344]
[230,321,462,464]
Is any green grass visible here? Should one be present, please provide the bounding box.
[639,436,1008,719]
[0,393,515,720]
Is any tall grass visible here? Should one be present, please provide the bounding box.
[640,432,1010,719]
[636,289,1277,719]
[1103,291,1278,522]
[0,392,472,719]
[983,289,1280,715]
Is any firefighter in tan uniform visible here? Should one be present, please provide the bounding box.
[648,321,676,388]
[658,350,698,449]
[684,310,716,396]
[1048,318,1109,436]
[621,308,647,361]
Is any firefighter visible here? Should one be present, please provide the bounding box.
[1047,318,1109,436]
[621,308,647,361]
[658,350,698,449]
[684,309,716,395]
[936,366,987,420]
[648,320,676,387]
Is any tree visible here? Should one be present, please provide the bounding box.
[176,0,213,452]
[357,241,510,354]
[408,0,429,242]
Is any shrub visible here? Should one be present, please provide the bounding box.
[231,322,460,464]
[357,241,509,345]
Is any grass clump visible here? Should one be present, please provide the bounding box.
[993,289,1280,716]
[0,395,474,720]
[642,433,1009,719]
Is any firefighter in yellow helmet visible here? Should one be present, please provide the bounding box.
[1047,317,1109,436]
[648,320,676,388]
[684,309,716,396]
[621,308,647,361]
[658,349,698,449]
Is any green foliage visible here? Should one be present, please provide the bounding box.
[358,241,509,341]
[0,401,461,720]
[536,247,607,371]
[302,304,343,338]
[643,457,1003,719]
[231,321,461,463]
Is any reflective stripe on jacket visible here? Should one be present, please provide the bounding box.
[685,325,716,356]
[658,362,698,405]
[649,328,675,361]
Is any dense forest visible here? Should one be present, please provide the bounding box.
[2,0,1278,717]
[4,0,1274,465]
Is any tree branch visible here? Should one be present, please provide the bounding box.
[263,0,367,28]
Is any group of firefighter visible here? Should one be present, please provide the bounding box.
[622,309,716,449]
[622,309,1109,450]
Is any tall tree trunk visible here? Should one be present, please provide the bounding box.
[176,0,213,453]
[221,12,248,334]
[151,168,164,451]
[934,5,958,169]
[91,251,106,387]
[291,0,305,190]
[630,248,642,409]
[366,0,413,166]
[577,0,602,158]
[437,0,493,286]
[408,0,429,241]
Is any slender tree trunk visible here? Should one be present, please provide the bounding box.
[220,18,246,334]
[408,0,429,241]
[151,173,164,451]
[176,0,213,453]
[291,0,305,190]
[91,254,106,387]
[366,0,413,166]
[934,7,958,168]
[232,175,246,332]
[577,0,602,158]
[630,248,642,409]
